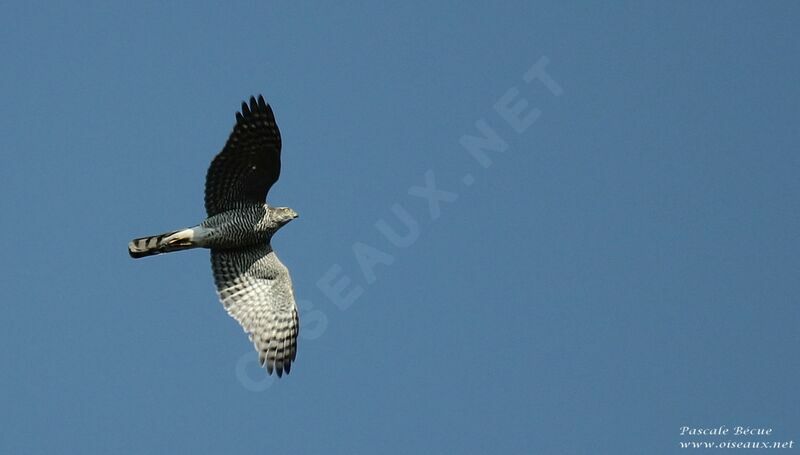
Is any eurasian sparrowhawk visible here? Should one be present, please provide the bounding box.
[129,95,299,377]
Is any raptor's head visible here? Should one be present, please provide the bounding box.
[270,206,299,227]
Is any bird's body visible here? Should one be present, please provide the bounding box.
[129,203,295,256]
[129,95,300,376]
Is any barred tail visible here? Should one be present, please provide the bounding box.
[128,228,197,258]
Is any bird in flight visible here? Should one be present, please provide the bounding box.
[129,95,299,377]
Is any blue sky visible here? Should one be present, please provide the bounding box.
[1,2,798,453]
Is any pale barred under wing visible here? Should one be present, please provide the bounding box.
[211,245,298,376]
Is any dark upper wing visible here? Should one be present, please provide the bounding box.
[204,95,282,216]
